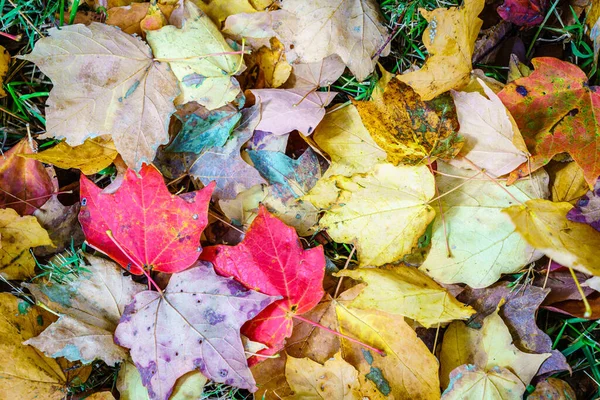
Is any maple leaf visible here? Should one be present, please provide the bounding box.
[0,208,53,280]
[114,262,277,400]
[449,79,529,177]
[441,365,525,400]
[337,266,475,328]
[20,137,119,176]
[0,293,67,399]
[200,206,326,358]
[567,179,600,231]
[355,79,462,165]
[497,0,548,27]
[24,255,145,366]
[319,163,436,267]
[21,22,179,170]
[106,3,174,36]
[146,1,243,109]
[549,161,589,204]
[529,378,576,400]
[188,105,266,201]
[440,309,550,388]
[498,58,600,188]
[251,89,336,135]
[287,55,346,92]
[248,148,321,235]
[397,0,484,100]
[284,352,362,400]
[0,138,55,215]
[504,199,600,276]
[79,164,214,274]
[420,162,547,288]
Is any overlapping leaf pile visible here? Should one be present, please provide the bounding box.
[2,0,600,398]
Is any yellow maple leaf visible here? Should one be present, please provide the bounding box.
[397,0,484,100]
[548,162,589,204]
[441,365,525,400]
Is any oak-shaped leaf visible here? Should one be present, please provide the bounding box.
[21,22,179,170]
[200,206,326,359]
[24,255,145,366]
[114,262,277,400]
[79,164,214,274]
[1,138,55,215]
[498,58,600,187]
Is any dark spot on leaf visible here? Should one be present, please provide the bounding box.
[362,349,374,365]
[219,369,228,377]
[516,85,528,96]
[120,300,136,323]
[365,367,391,396]
[193,358,206,372]
[137,361,158,399]
[227,279,251,297]
[204,308,226,325]
[567,109,579,117]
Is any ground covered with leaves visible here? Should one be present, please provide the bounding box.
[1,0,600,399]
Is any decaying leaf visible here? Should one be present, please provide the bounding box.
[106,3,174,36]
[0,293,67,399]
[21,22,178,169]
[20,137,119,176]
[355,79,462,165]
[567,178,600,231]
[497,0,548,27]
[441,365,525,400]
[114,262,276,399]
[320,163,435,267]
[24,255,145,366]
[287,55,346,91]
[33,196,84,256]
[528,378,577,400]
[0,45,9,97]
[284,352,361,399]
[146,1,243,109]
[200,206,325,358]
[254,38,292,88]
[219,184,267,228]
[195,0,257,26]
[1,139,55,215]
[336,266,475,328]
[79,164,214,274]
[548,161,589,204]
[504,199,600,276]
[420,162,548,288]
[397,0,484,100]
[0,208,53,279]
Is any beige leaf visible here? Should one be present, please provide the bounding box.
[441,365,525,400]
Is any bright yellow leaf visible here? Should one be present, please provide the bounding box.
[0,45,9,97]
[255,38,292,88]
[193,0,257,26]
[548,162,589,204]
[19,137,118,175]
[337,266,475,328]
[503,199,600,276]
[397,0,484,100]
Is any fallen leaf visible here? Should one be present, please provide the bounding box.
[200,206,326,358]
[543,292,600,319]
[24,255,145,366]
[304,105,386,209]
[33,196,84,256]
[320,163,436,267]
[20,137,118,175]
[166,103,241,154]
[284,352,361,400]
[248,148,321,235]
[107,3,152,35]
[219,184,267,228]
[146,1,243,109]
[441,365,525,400]
[534,268,594,304]
[251,89,336,136]
[567,178,600,231]
[286,55,346,91]
[0,45,9,97]
[188,105,266,200]
[272,0,389,81]
[449,78,528,177]
[336,305,441,399]
[79,164,214,274]
[222,10,279,50]
[246,129,289,152]
[528,378,577,400]
[0,208,53,279]
[0,293,67,399]
[503,199,600,276]
[117,358,208,400]
[497,0,548,27]
[0,139,55,215]
[440,309,551,388]
[548,161,589,204]
[397,0,484,100]
[498,58,600,188]
[21,22,179,170]
[85,392,116,400]
[114,262,276,399]
[336,266,475,328]
[355,79,462,165]
[140,4,169,33]
[254,38,292,88]
[195,0,257,26]
[420,162,548,288]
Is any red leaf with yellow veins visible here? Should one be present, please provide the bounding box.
[79,164,214,274]
[200,206,325,360]
[1,139,55,215]
[498,58,600,187]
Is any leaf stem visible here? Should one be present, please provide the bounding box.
[568,266,592,318]
[292,314,386,356]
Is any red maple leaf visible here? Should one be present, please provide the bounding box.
[79,164,214,274]
[499,58,600,188]
[497,0,548,27]
[200,206,325,360]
